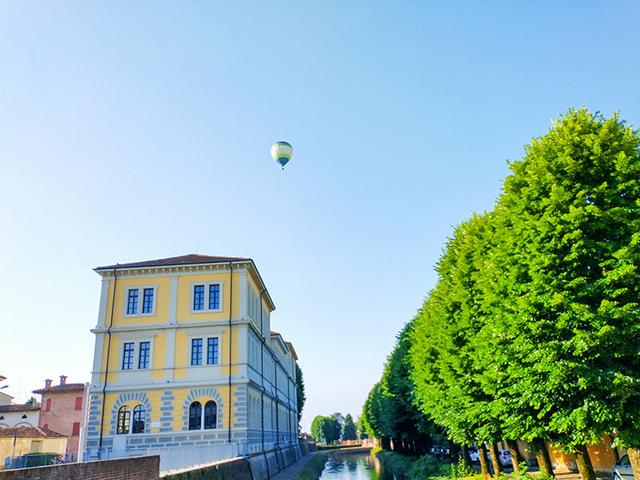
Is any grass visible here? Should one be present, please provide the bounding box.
[295,452,330,480]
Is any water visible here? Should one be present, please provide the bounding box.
[319,452,395,480]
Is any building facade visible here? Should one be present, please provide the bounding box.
[0,403,40,429]
[84,255,300,471]
[33,376,88,461]
[0,426,67,470]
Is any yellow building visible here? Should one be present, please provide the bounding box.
[85,255,300,472]
[0,426,67,470]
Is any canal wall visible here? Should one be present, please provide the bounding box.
[0,443,309,480]
[329,446,372,456]
[162,442,305,480]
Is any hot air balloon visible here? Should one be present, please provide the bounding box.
[271,141,293,169]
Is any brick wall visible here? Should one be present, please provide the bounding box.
[0,455,159,480]
[162,457,253,480]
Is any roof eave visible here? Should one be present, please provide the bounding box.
[94,258,276,312]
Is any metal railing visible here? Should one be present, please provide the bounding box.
[3,453,66,470]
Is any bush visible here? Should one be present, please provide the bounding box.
[449,457,475,480]
[375,450,454,480]
[409,454,450,479]
[375,450,414,479]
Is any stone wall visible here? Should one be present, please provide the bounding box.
[0,455,159,480]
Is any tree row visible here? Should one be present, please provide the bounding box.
[362,109,640,480]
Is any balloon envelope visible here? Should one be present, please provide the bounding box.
[271,141,293,168]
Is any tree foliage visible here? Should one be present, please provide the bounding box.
[342,413,357,440]
[355,415,368,440]
[295,363,306,423]
[361,109,640,480]
[310,414,342,444]
[362,321,439,453]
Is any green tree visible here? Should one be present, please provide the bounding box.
[485,109,640,480]
[311,415,328,444]
[380,319,437,455]
[363,382,393,449]
[410,213,502,478]
[362,109,640,480]
[326,415,342,444]
[342,413,357,440]
[295,363,306,423]
[311,415,342,444]
[355,415,368,440]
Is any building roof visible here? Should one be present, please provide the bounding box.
[95,254,248,271]
[33,383,85,395]
[0,403,40,413]
[270,331,291,355]
[0,425,66,438]
[285,341,299,361]
[95,253,276,311]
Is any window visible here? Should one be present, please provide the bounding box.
[207,337,219,365]
[138,341,151,369]
[45,398,51,412]
[189,401,202,430]
[125,287,156,315]
[192,283,222,312]
[74,397,82,410]
[122,342,135,370]
[208,284,220,310]
[132,405,145,433]
[204,400,217,429]
[72,422,80,436]
[193,285,205,311]
[191,338,203,366]
[117,405,131,434]
[126,289,139,315]
[142,288,154,314]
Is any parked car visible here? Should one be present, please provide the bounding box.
[469,447,480,463]
[467,447,512,467]
[431,445,449,455]
[431,445,451,461]
[498,450,513,467]
[612,455,634,480]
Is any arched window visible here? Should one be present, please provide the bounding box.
[189,401,202,430]
[204,400,217,429]
[132,405,145,434]
[117,405,131,434]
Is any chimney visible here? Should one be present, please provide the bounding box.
[45,379,52,389]
[59,375,67,386]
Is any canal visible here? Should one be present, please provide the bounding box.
[318,451,395,480]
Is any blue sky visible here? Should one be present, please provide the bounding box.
[1,1,638,431]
